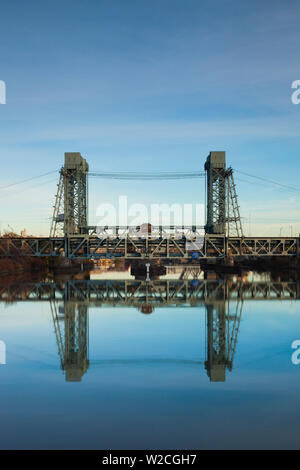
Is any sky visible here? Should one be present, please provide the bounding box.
[0,0,300,235]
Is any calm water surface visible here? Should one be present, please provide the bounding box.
[0,273,300,449]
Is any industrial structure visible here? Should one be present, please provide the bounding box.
[205,151,242,237]
[0,151,299,259]
[50,151,243,239]
[50,153,89,238]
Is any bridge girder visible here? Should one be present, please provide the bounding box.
[0,235,298,259]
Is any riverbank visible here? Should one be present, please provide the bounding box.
[201,255,300,273]
[0,256,48,276]
[0,256,94,277]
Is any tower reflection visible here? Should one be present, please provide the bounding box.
[1,271,298,383]
[51,302,89,382]
[205,301,242,381]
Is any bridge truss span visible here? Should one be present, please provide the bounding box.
[227,237,299,257]
[0,234,299,259]
[1,151,299,260]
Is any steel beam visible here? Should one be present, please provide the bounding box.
[1,235,299,259]
[205,151,226,234]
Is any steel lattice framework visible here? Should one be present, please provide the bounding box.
[226,167,243,237]
[50,150,243,240]
[205,151,227,234]
[50,153,89,237]
[204,152,243,236]
[0,234,299,259]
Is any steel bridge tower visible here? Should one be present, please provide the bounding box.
[50,150,242,239]
[205,151,227,235]
[50,152,89,237]
[204,151,243,237]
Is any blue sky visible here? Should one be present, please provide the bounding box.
[0,0,300,235]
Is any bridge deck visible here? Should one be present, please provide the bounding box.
[0,235,299,259]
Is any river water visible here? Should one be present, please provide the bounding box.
[0,270,300,449]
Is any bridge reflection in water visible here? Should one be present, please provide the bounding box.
[1,274,299,383]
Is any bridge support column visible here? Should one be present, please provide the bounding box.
[50,152,89,238]
[204,151,226,235]
[63,153,89,237]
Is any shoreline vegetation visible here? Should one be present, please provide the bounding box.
[0,233,94,277]
[0,256,48,277]
[0,232,49,276]
[0,256,94,277]
[0,255,299,278]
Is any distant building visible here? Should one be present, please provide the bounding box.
[21,228,27,238]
